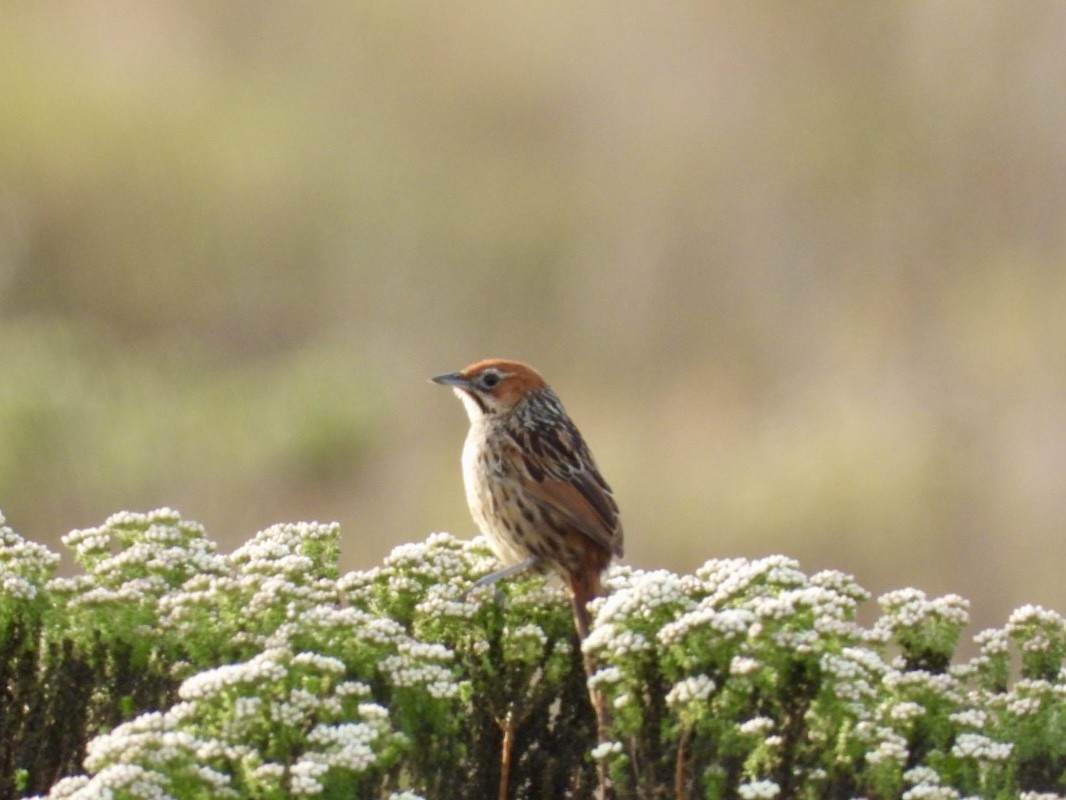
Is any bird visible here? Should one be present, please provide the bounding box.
[431,358,623,641]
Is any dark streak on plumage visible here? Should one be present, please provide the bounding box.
[522,454,545,482]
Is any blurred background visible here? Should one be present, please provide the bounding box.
[2,2,1064,636]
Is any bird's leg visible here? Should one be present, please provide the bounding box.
[472,555,540,588]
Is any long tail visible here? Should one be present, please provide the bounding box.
[569,567,602,641]
[569,569,613,800]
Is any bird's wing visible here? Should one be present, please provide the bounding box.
[506,407,624,558]
[524,471,624,558]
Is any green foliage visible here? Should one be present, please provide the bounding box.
[0,510,1064,799]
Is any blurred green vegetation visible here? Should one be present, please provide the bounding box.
[1,3,1064,635]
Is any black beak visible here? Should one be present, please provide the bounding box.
[430,371,471,389]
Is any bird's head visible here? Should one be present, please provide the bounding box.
[431,358,549,420]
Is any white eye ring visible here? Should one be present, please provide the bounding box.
[479,370,501,389]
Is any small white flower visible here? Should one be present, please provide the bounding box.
[1007,604,1064,629]
[594,570,692,627]
[590,741,623,760]
[888,702,925,722]
[43,775,90,798]
[665,675,716,707]
[865,729,908,766]
[738,717,774,736]
[901,785,960,800]
[903,766,941,785]
[251,762,286,780]
[951,733,1013,762]
[948,709,987,728]
[973,627,1009,654]
[730,656,760,676]
[589,666,623,688]
[738,779,781,799]
[1006,695,1042,717]
[292,652,346,674]
[659,605,755,646]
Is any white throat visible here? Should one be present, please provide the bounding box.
[455,388,490,422]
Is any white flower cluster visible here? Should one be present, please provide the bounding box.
[43,764,179,800]
[584,625,651,659]
[502,622,550,662]
[53,640,401,799]
[587,550,1023,800]
[820,647,885,705]
[1006,605,1066,657]
[20,517,1066,800]
[0,515,60,601]
[379,640,461,699]
[383,532,488,586]
[602,570,691,618]
[737,779,781,799]
[179,648,289,701]
[737,716,775,736]
[231,521,339,573]
[862,726,908,766]
[875,589,970,649]
[590,740,623,761]
[588,665,623,689]
[900,766,987,800]
[51,509,228,622]
[294,604,406,648]
[902,766,941,785]
[883,668,964,706]
[950,732,1012,762]
[659,605,755,648]
[73,705,242,799]
[699,555,805,602]
[64,509,222,574]
[224,523,340,609]
[35,776,89,799]
[757,588,856,650]
[810,569,870,603]
[702,558,864,654]
[887,701,925,723]
[878,588,969,623]
[729,656,761,677]
[414,581,482,621]
[1003,677,1060,718]
[665,674,717,708]
[289,708,395,795]
[152,520,353,659]
[972,626,1009,656]
[902,784,960,800]
[948,708,987,728]
[266,600,466,704]
[1007,604,1065,630]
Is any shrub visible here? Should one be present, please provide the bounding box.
[0,510,1062,799]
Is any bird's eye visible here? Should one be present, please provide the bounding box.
[480,370,501,389]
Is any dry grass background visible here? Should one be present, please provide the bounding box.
[2,2,1065,637]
